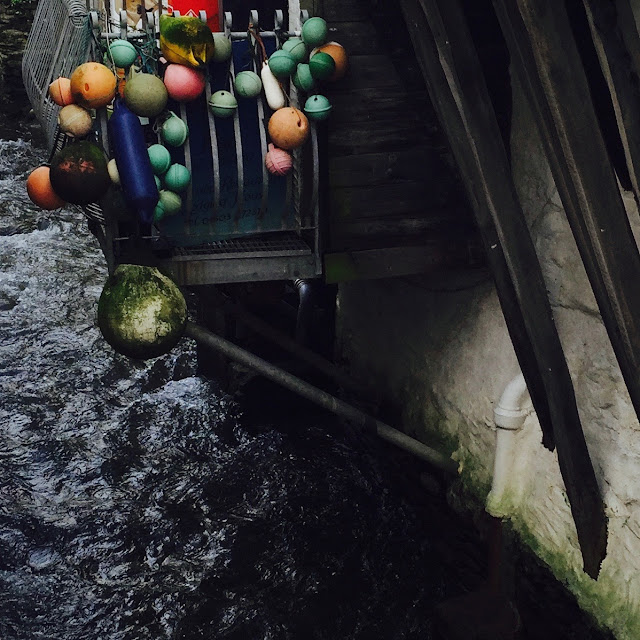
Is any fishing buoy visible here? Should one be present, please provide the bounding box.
[26,166,66,210]
[234,71,262,99]
[309,52,335,81]
[265,143,292,176]
[108,100,159,223]
[108,39,138,68]
[107,158,120,185]
[163,163,191,192]
[208,90,237,118]
[301,17,328,48]
[160,112,189,147]
[57,104,93,138]
[293,63,315,92]
[303,94,332,121]
[163,64,206,102]
[48,77,73,106]
[97,264,187,360]
[159,14,214,68]
[69,62,117,109]
[268,107,310,150]
[260,62,286,110]
[148,144,172,175]
[268,50,296,79]
[156,190,182,219]
[49,141,110,205]
[282,37,308,64]
[124,72,168,118]
[211,33,232,62]
[311,42,348,81]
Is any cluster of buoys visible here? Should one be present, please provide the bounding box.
[26,13,346,220]
[259,16,347,175]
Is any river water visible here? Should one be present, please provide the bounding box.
[0,131,454,639]
[0,129,616,640]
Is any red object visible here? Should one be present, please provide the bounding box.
[165,0,222,32]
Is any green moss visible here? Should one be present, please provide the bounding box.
[509,517,640,639]
[98,264,187,360]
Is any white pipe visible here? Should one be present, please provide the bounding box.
[486,372,531,518]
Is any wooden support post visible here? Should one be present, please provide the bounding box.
[582,0,640,199]
[400,0,607,577]
[493,0,640,440]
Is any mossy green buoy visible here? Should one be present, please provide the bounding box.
[97,264,187,359]
[49,141,110,205]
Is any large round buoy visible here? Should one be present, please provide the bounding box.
[69,62,117,109]
[97,264,187,360]
[163,64,206,102]
[48,77,74,106]
[49,141,111,205]
[26,166,66,210]
[268,107,310,150]
[124,72,168,117]
[58,104,93,138]
[312,42,348,81]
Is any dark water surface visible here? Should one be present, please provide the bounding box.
[0,133,614,640]
[0,134,447,640]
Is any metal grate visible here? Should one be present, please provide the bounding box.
[171,232,312,258]
[22,0,91,152]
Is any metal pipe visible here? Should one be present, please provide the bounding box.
[185,321,458,474]
[223,299,365,395]
[294,278,314,346]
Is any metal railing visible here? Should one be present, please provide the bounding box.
[22,0,91,151]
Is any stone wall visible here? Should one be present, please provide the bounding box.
[335,71,640,640]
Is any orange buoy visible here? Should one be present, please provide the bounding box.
[26,166,66,210]
[268,108,310,150]
[48,77,74,106]
[69,62,117,109]
[312,42,348,81]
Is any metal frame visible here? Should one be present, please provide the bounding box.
[92,7,322,285]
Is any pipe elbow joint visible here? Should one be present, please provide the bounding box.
[493,372,531,430]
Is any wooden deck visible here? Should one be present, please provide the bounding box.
[302,0,480,282]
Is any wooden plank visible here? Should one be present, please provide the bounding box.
[330,181,454,220]
[329,214,475,250]
[329,90,434,127]
[615,0,640,80]
[327,21,378,56]
[324,244,473,283]
[330,54,404,91]
[328,120,432,156]
[494,0,640,571]
[320,0,368,22]
[328,148,449,188]
[582,0,640,198]
[401,0,607,578]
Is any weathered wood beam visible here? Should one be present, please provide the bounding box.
[582,0,640,198]
[401,0,607,578]
[496,0,640,432]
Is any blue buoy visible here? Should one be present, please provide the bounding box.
[108,99,159,224]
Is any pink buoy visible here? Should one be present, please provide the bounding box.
[265,143,293,176]
[163,64,206,102]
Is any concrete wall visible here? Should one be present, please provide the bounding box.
[335,73,640,639]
